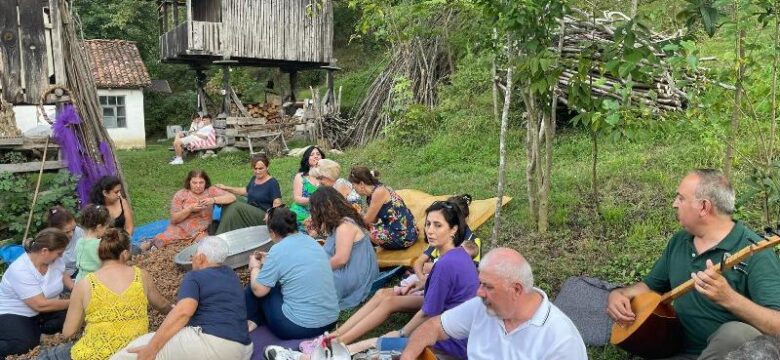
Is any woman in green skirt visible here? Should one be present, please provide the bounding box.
[214,154,282,234]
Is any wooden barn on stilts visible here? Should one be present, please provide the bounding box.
[157,0,337,151]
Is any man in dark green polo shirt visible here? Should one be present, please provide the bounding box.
[607,169,780,359]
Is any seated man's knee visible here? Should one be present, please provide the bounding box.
[702,322,763,360]
[711,322,762,344]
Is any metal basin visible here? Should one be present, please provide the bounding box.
[174,226,273,271]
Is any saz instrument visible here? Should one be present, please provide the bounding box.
[610,234,780,359]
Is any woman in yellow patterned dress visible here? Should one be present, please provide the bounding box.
[61,228,172,360]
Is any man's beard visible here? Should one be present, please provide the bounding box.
[482,297,497,317]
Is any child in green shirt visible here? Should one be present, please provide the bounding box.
[75,204,111,282]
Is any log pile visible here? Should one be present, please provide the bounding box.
[553,9,689,112]
[243,102,283,122]
[346,11,453,146]
[227,102,296,150]
[345,9,700,146]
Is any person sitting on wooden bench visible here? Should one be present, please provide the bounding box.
[170,114,216,165]
[607,169,780,359]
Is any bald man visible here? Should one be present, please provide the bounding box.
[400,248,587,360]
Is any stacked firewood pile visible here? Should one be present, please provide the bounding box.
[553,9,689,112]
[346,9,702,147]
[244,102,282,122]
[347,11,452,147]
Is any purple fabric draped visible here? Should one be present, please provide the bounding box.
[52,105,117,207]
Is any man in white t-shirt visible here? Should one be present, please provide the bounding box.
[401,248,587,360]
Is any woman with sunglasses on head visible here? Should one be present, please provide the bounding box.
[275,200,478,360]
[215,154,283,234]
[348,167,417,250]
[290,146,325,232]
[309,187,379,310]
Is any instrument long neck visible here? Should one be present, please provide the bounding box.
[659,235,780,303]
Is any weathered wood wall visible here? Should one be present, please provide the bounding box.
[191,21,220,54]
[0,0,23,103]
[160,22,189,59]
[193,0,222,22]
[222,0,333,63]
[159,0,333,65]
[1,0,66,105]
[17,0,48,104]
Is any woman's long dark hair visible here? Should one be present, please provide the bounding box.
[425,200,467,247]
[298,146,326,175]
[309,186,367,234]
[89,176,122,205]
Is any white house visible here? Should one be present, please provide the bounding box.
[13,39,150,149]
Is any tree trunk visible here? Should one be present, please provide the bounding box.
[725,11,745,179]
[492,33,500,123]
[631,0,639,17]
[770,2,779,165]
[538,102,555,234]
[592,132,599,217]
[491,66,513,248]
[525,89,540,228]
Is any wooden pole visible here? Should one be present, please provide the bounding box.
[22,136,50,242]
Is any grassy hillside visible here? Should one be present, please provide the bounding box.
[117,25,780,356]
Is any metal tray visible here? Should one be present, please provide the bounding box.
[174,226,273,271]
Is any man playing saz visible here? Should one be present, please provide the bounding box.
[607,169,780,359]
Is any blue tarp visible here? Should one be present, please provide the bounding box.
[130,220,169,245]
[0,245,25,264]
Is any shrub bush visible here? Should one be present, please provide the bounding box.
[0,172,79,242]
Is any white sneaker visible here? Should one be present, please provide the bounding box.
[169,157,184,165]
[265,345,303,360]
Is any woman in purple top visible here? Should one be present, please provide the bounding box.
[296,200,479,359]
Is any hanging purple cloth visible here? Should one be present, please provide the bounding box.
[52,105,117,207]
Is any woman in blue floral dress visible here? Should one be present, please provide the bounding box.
[348,167,417,249]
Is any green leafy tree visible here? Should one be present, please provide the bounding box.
[471,0,567,236]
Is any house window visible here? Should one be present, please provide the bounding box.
[99,96,126,128]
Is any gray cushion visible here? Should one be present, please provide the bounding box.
[553,276,620,346]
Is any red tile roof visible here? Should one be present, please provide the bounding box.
[83,39,151,89]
